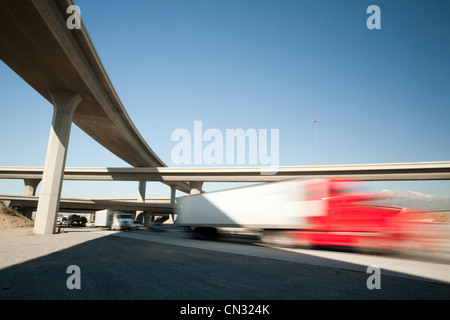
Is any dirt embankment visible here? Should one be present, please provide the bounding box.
[0,201,34,230]
[399,208,450,224]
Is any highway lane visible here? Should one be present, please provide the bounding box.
[1,227,449,301]
[111,227,450,285]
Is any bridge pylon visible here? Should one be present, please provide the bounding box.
[34,91,83,235]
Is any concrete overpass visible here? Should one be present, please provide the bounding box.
[0,0,189,233]
[0,195,173,215]
[1,161,450,183]
[1,160,450,199]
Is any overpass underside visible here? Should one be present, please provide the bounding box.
[1,195,174,226]
[0,0,189,234]
[0,0,161,167]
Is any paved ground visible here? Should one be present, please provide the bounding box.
[1,227,450,302]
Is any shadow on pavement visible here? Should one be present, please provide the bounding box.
[1,228,450,300]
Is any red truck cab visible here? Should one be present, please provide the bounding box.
[289,179,409,249]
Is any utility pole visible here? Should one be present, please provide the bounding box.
[313,119,319,165]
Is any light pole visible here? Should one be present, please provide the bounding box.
[313,119,319,165]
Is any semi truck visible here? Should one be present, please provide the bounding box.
[175,178,423,249]
[68,214,87,227]
[95,209,134,231]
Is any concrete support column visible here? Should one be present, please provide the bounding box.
[170,185,177,205]
[138,180,146,203]
[24,179,41,196]
[34,91,82,235]
[24,179,41,218]
[135,180,146,220]
[170,185,177,222]
[189,181,203,195]
[142,211,151,225]
[2,200,11,208]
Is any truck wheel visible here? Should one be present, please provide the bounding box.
[192,227,218,240]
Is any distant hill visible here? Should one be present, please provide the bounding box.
[374,190,450,211]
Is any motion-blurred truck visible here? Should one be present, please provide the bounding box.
[95,209,134,231]
[175,178,427,250]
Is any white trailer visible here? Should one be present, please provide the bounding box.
[95,209,115,228]
[175,179,326,236]
[174,178,421,249]
[95,209,134,230]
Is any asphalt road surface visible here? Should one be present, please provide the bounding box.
[1,227,450,301]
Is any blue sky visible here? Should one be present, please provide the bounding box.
[1,0,449,199]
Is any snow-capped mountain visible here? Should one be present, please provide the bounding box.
[374,190,450,211]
